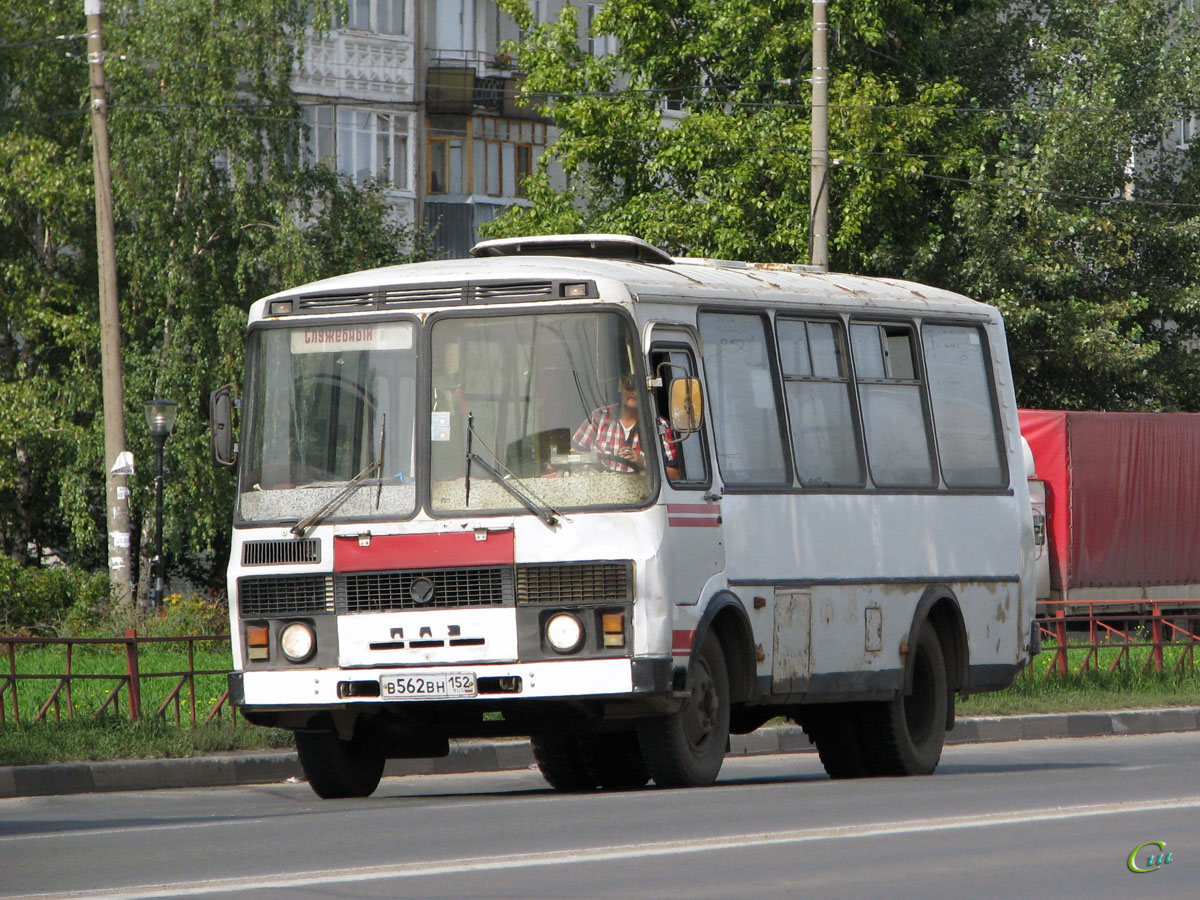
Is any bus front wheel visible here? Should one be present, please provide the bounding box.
[531,733,597,791]
[637,631,730,788]
[859,621,948,776]
[295,729,386,799]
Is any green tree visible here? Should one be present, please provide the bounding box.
[487,0,1200,410]
[940,0,1200,410]
[1,0,426,594]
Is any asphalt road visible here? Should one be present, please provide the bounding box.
[1,732,1197,900]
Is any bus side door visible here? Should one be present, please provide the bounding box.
[649,331,725,606]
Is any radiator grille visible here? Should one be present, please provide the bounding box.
[338,567,513,613]
[238,574,333,617]
[242,539,320,566]
[516,562,632,604]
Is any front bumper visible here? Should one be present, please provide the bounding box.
[229,657,672,708]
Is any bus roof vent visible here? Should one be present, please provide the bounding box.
[380,284,468,307]
[294,291,375,312]
[474,281,555,300]
[470,233,675,265]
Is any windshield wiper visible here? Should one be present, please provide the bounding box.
[290,456,382,536]
[465,415,559,528]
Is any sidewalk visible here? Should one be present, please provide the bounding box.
[2,707,1197,799]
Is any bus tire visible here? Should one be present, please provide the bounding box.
[859,621,948,776]
[637,631,730,788]
[579,731,651,790]
[801,705,870,779]
[295,729,385,799]
[531,734,598,791]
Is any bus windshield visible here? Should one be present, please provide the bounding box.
[237,321,417,524]
[429,310,653,514]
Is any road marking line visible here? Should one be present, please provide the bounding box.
[9,795,1200,900]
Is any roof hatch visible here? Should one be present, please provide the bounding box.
[470,233,675,264]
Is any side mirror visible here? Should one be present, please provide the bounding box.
[209,384,237,467]
[668,377,703,434]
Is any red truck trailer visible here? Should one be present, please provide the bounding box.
[1019,409,1200,611]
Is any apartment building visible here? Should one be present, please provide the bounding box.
[293,0,593,257]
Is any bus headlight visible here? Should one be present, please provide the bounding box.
[545,613,585,654]
[280,622,316,663]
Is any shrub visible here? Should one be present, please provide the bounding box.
[0,557,111,635]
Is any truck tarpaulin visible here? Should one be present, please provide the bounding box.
[1020,409,1200,592]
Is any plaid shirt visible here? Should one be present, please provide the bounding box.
[572,405,680,472]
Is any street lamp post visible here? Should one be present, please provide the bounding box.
[144,399,178,610]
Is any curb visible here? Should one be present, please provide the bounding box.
[2,707,1197,799]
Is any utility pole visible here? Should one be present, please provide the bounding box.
[86,0,134,606]
[809,0,830,272]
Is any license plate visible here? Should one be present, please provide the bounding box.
[379,672,477,700]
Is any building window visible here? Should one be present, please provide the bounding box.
[303,105,410,190]
[515,143,532,197]
[429,138,465,193]
[586,4,613,56]
[378,0,406,34]
[427,117,546,197]
[342,0,406,34]
[302,105,336,168]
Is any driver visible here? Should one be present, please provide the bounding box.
[572,375,682,480]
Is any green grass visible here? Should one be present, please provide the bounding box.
[0,717,294,767]
[959,631,1200,714]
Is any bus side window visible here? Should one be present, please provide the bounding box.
[921,323,1006,488]
[850,321,936,488]
[650,347,710,488]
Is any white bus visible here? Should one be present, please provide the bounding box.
[211,233,1037,798]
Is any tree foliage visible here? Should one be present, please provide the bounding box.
[1,0,425,587]
[487,0,1200,410]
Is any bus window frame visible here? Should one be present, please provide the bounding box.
[919,317,1011,491]
[848,316,941,491]
[420,303,665,520]
[648,337,714,491]
[774,313,867,491]
[696,306,795,492]
[234,313,423,529]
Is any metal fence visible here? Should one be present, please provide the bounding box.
[0,630,236,726]
[3,602,1198,725]
[1034,600,1200,679]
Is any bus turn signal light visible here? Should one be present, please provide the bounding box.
[601,612,625,648]
[246,624,270,661]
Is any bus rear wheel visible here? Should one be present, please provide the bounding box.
[637,631,730,788]
[295,729,386,799]
[801,705,870,779]
[858,621,948,776]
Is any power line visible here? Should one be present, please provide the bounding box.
[0,32,85,51]
[837,160,1200,209]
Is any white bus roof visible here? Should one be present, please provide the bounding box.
[251,234,987,320]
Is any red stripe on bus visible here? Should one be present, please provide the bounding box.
[334,530,515,572]
[667,503,721,514]
[668,517,721,528]
[672,629,695,653]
